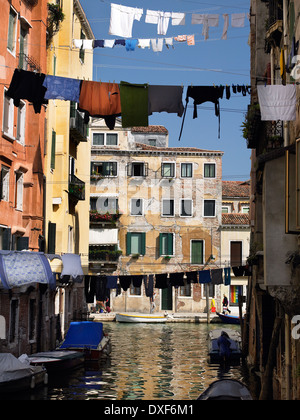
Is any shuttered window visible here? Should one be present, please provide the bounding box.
[191,240,203,264]
[159,233,174,256]
[126,232,146,255]
[48,222,56,254]
[51,130,56,170]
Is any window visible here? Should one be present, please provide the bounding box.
[204,163,216,178]
[3,89,14,138]
[48,222,56,254]
[126,232,146,255]
[1,166,10,201]
[91,197,118,213]
[7,7,17,54]
[179,283,191,297]
[159,233,174,256]
[92,133,118,146]
[19,25,29,69]
[9,299,19,343]
[131,199,143,216]
[180,199,193,217]
[181,163,193,178]
[16,101,26,145]
[222,207,229,214]
[15,172,23,211]
[191,240,204,264]
[127,162,148,177]
[204,200,216,217]
[162,162,175,178]
[241,206,250,214]
[148,139,156,146]
[50,130,56,170]
[79,29,85,63]
[162,199,174,217]
[130,284,142,296]
[230,241,242,266]
[92,162,117,177]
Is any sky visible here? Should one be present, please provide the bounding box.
[80,0,251,181]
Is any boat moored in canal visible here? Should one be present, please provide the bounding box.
[116,312,168,323]
[0,353,48,393]
[197,379,252,400]
[58,321,111,361]
[208,328,242,364]
[27,350,85,374]
[216,312,242,325]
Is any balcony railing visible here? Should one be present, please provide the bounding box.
[70,110,88,143]
[17,53,41,73]
[69,174,85,201]
[89,210,121,225]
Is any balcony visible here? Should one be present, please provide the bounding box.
[70,110,88,144]
[89,245,122,273]
[265,0,283,49]
[69,174,85,201]
[90,210,121,226]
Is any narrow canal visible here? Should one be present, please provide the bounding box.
[10,322,259,400]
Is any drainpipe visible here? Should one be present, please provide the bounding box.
[283,0,289,147]
[285,314,291,400]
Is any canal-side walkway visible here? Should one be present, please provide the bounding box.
[92,312,222,323]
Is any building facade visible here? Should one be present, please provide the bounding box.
[89,119,224,314]
[0,0,48,356]
[220,180,251,314]
[44,0,94,336]
[246,0,300,399]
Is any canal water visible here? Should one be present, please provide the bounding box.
[8,322,258,400]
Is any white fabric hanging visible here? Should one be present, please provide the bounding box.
[109,3,143,38]
[138,39,151,49]
[231,13,245,28]
[73,39,93,49]
[104,39,115,48]
[151,38,164,52]
[165,37,174,48]
[222,14,229,40]
[145,10,171,35]
[171,12,185,26]
[257,85,296,121]
[191,14,219,40]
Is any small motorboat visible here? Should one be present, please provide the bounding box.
[198,379,252,400]
[28,350,84,373]
[116,312,168,323]
[0,353,47,393]
[58,321,111,361]
[208,328,242,364]
[216,312,242,325]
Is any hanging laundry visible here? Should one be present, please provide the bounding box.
[94,40,104,48]
[144,274,154,297]
[148,85,184,117]
[79,81,121,129]
[231,13,245,28]
[115,39,126,46]
[198,270,211,284]
[165,38,174,49]
[151,38,164,52]
[222,14,229,40]
[257,85,296,121]
[119,81,149,127]
[191,14,219,40]
[185,271,198,283]
[145,9,171,36]
[109,3,143,38]
[6,69,48,114]
[125,39,138,51]
[85,276,96,303]
[224,267,231,286]
[95,275,107,301]
[132,275,143,287]
[174,35,187,42]
[106,275,118,289]
[119,275,132,291]
[138,39,151,49]
[73,39,93,49]
[171,12,186,26]
[169,272,184,287]
[280,49,286,83]
[179,85,225,140]
[104,39,115,48]
[187,35,195,46]
[43,75,81,102]
[155,273,168,289]
[210,268,223,285]
[60,253,84,282]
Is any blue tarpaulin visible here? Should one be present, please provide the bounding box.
[59,322,104,350]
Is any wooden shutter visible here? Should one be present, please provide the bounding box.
[51,130,56,170]
[2,228,11,250]
[230,241,242,266]
[126,232,132,255]
[141,233,146,255]
[191,240,203,264]
[48,222,56,254]
[17,236,29,251]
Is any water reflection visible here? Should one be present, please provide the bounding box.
[9,323,257,400]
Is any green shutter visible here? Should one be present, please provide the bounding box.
[48,222,56,254]
[191,240,203,264]
[141,233,146,255]
[51,130,56,170]
[159,233,163,256]
[167,233,173,255]
[126,232,132,255]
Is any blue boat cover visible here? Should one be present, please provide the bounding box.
[59,322,103,350]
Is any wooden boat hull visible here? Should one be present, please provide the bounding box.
[216,312,241,325]
[116,312,168,323]
[0,367,47,393]
[198,379,252,400]
[28,350,84,373]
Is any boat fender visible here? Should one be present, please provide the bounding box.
[30,376,35,389]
